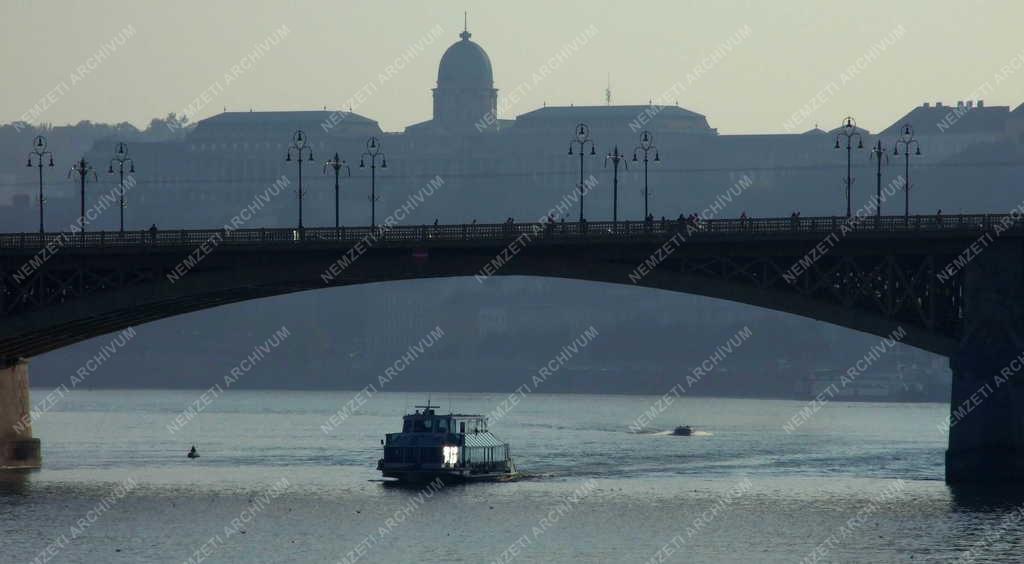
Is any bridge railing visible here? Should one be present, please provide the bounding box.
[0,214,1012,250]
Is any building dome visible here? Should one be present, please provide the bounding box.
[428,24,498,133]
[437,29,494,87]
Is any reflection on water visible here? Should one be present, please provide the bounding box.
[0,470,32,496]
[1,390,1022,563]
[949,484,1024,512]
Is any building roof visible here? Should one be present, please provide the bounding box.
[189,110,382,140]
[880,102,1010,136]
[437,28,494,87]
[198,110,376,126]
[517,104,705,121]
[514,104,715,135]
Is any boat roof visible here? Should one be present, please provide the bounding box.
[408,402,484,418]
[463,433,506,448]
[405,411,485,419]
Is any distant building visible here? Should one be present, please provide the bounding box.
[407,25,498,134]
[47,24,1016,233]
[11,21,1001,390]
[879,101,1012,158]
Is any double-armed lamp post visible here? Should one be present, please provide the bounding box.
[68,157,98,239]
[834,116,863,218]
[568,123,596,222]
[360,137,387,227]
[107,142,135,232]
[893,124,922,222]
[632,130,660,220]
[605,146,627,225]
[26,135,54,234]
[869,139,888,218]
[323,152,351,230]
[285,130,315,230]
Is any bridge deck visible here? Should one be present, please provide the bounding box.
[0,214,1016,250]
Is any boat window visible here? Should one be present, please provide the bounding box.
[437,418,450,433]
[460,422,465,434]
[413,418,430,433]
[402,420,412,432]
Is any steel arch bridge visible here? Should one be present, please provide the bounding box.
[6,213,1024,483]
[0,214,994,360]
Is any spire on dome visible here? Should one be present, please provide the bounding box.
[460,12,471,40]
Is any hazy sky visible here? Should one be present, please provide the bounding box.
[2,0,1021,135]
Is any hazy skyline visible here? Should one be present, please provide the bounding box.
[1,0,1022,135]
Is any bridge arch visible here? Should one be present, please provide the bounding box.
[8,218,1024,483]
[1,219,967,360]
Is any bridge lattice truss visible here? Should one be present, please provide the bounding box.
[0,214,998,360]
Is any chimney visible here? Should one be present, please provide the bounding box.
[923,102,931,108]
[937,101,944,107]
[957,100,964,108]
[967,101,974,108]
[978,100,985,108]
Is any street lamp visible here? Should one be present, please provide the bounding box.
[869,139,888,218]
[605,145,627,225]
[893,124,922,223]
[632,130,660,220]
[285,130,315,230]
[568,123,596,222]
[68,157,98,239]
[323,152,351,230]
[359,137,387,227]
[107,142,135,232]
[26,135,54,234]
[834,116,863,218]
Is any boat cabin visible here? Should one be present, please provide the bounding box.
[401,406,488,435]
[380,403,511,476]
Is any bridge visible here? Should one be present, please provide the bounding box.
[2,214,1022,484]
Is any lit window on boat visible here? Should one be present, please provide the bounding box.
[443,445,459,467]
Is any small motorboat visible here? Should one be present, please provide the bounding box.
[187,445,200,459]
[672,426,693,436]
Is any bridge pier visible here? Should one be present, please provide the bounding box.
[0,359,41,470]
[946,241,1024,483]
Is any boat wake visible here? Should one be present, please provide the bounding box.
[645,429,713,437]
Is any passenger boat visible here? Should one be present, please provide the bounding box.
[672,425,693,436]
[377,401,519,483]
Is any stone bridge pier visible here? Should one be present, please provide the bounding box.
[947,240,1024,483]
[0,359,40,469]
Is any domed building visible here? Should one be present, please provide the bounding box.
[406,23,498,134]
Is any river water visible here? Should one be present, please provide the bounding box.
[1,390,1021,563]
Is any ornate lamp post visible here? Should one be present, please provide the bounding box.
[568,123,596,222]
[834,116,864,218]
[285,130,315,230]
[107,142,135,232]
[604,146,627,225]
[26,135,54,234]
[632,130,660,220]
[893,124,921,223]
[323,152,351,230]
[869,139,888,218]
[68,157,98,239]
[359,137,387,227]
